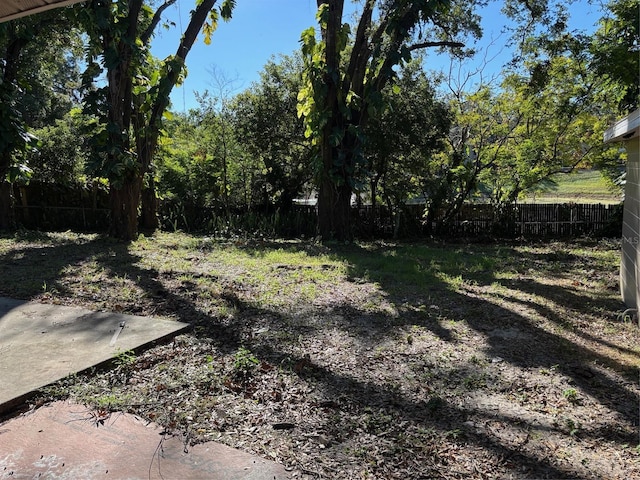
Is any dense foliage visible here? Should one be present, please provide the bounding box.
[0,7,83,229]
[0,0,634,239]
[591,0,640,113]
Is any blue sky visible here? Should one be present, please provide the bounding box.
[151,0,321,111]
[150,0,604,112]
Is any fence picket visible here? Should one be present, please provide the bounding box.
[12,181,622,239]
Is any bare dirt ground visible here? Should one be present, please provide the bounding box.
[1,232,638,479]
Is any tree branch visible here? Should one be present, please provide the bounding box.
[141,0,177,46]
[146,0,218,160]
[408,41,465,51]
[343,0,374,94]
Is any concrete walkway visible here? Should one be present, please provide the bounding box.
[0,296,189,413]
[0,401,289,479]
[0,298,290,479]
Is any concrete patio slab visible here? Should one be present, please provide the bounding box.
[0,401,290,479]
[0,297,189,414]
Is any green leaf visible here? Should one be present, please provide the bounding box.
[202,23,214,45]
[220,0,236,20]
[300,27,317,55]
[337,23,351,52]
[329,128,344,147]
[316,3,330,26]
[7,163,32,183]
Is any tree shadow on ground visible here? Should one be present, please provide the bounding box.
[0,232,244,355]
[1,233,636,477]
[196,288,577,478]
[323,242,638,417]
[230,239,638,476]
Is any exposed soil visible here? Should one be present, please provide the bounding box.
[1,232,638,479]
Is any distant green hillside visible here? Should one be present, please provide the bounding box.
[522,169,622,204]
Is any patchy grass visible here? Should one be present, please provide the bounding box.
[523,169,622,204]
[1,231,638,479]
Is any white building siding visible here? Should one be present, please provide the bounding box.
[605,109,640,309]
[621,139,640,307]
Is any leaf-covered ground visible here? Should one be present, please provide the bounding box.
[1,231,638,479]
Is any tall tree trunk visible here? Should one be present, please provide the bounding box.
[140,177,159,231]
[317,177,351,241]
[109,177,141,241]
[316,0,350,240]
[135,0,220,233]
[136,125,159,232]
[0,180,15,231]
[0,27,28,232]
[92,0,143,241]
[109,175,141,241]
[0,105,16,231]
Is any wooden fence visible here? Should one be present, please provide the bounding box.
[427,203,622,238]
[11,182,622,238]
[13,182,110,232]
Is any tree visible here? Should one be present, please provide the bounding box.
[155,111,211,208]
[480,54,617,205]
[590,0,639,113]
[26,109,91,185]
[298,0,481,240]
[0,8,81,230]
[0,20,31,230]
[81,0,235,241]
[490,25,621,201]
[186,89,247,211]
[156,101,248,217]
[430,28,620,232]
[364,60,452,237]
[232,53,313,211]
[198,67,244,217]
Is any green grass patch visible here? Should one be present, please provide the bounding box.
[333,243,500,293]
[523,169,622,204]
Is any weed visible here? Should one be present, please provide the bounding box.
[437,272,466,289]
[93,392,132,409]
[38,372,79,399]
[114,349,136,369]
[540,364,560,375]
[232,346,259,377]
[565,417,581,436]
[562,388,580,404]
[347,446,371,458]
[425,396,445,414]
[1,231,633,478]
[469,355,487,366]
[444,428,463,440]
[362,409,394,434]
[463,372,487,389]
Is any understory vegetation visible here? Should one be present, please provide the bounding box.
[0,0,635,239]
[0,231,637,478]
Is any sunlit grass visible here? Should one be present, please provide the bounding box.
[523,169,622,204]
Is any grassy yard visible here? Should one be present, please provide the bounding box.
[0,231,638,479]
[523,169,622,204]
